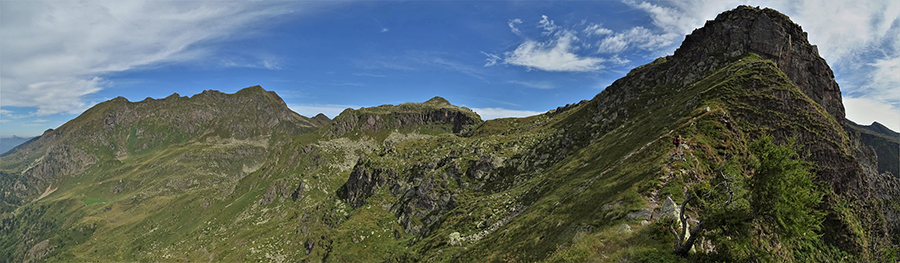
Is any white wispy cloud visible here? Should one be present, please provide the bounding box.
[220,57,282,70]
[0,1,309,116]
[471,107,543,120]
[584,23,614,36]
[353,72,388,78]
[508,18,523,35]
[485,14,674,72]
[503,30,607,72]
[358,51,488,80]
[482,52,502,67]
[287,104,359,119]
[866,56,900,99]
[507,80,555,89]
[369,16,389,33]
[597,27,677,53]
[0,109,14,118]
[623,0,726,37]
[538,15,558,35]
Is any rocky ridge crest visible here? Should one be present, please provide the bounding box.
[673,5,845,123]
[0,86,322,209]
[325,96,482,137]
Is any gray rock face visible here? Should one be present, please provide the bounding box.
[674,5,845,123]
[625,208,653,221]
[660,196,681,222]
[466,154,505,181]
[326,103,482,138]
[342,159,393,208]
[24,239,53,263]
[850,126,900,244]
[341,155,462,236]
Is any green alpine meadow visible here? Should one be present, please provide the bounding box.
[2,6,898,262]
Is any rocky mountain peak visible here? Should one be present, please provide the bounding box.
[326,98,482,137]
[424,96,451,106]
[313,113,331,122]
[674,5,845,123]
[866,121,900,137]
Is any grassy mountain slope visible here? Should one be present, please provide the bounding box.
[0,86,325,262]
[1,5,898,263]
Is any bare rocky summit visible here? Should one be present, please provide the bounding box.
[674,5,845,123]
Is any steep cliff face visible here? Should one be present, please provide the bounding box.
[673,6,845,124]
[847,121,900,244]
[847,121,900,176]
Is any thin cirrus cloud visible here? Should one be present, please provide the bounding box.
[507,80,555,89]
[356,51,488,80]
[220,58,282,70]
[0,1,305,117]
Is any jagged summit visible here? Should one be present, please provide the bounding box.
[673,5,845,123]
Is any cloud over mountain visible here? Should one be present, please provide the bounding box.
[0,1,306,116]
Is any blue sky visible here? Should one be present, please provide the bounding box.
[1,0,898,137]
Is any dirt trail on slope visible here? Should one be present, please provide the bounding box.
[35,184,58,201]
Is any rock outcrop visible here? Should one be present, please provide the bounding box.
[326,97,482,137]
[846,120,900,176]
[342,159,393,208]
[673,5,845,123]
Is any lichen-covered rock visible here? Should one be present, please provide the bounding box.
[660,196,681,221]
[617,224,633,234]
[449,232,462,246]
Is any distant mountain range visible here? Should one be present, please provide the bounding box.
[847,120,900,177]
[1,6,898,262]
[0,136,36,155]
